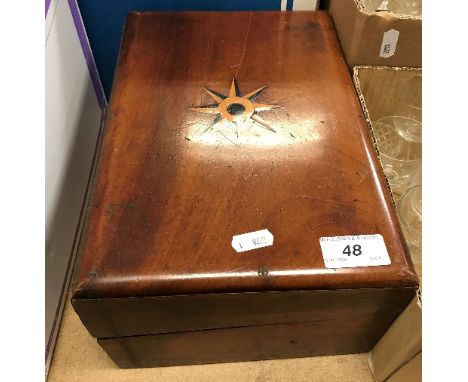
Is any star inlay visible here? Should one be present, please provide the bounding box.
[190,78,279,133]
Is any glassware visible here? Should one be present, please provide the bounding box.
[372,116,422,196]
[397,73,422,121]
[393,1,422,16]
[398,185,422,281]
[360,0,387,12]
[361,0,422,16]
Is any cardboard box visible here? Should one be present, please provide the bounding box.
[387,352,422,382]
[353,66,422,382]
[369,295,421,381]
[329,0,421,68]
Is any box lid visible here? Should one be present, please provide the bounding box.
[72,11,418,300]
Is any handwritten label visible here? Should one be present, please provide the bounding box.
[319,234,391,269]
[232,229,274,253]
[379,29,400,58]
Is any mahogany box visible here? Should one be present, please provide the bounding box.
[71,11,419,368]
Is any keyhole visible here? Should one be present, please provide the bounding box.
[227,103,246,116]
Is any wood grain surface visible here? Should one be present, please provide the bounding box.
[73,287,415,338]
[48,299,375,381]
[72,11,417,300]
[99,318,387,368]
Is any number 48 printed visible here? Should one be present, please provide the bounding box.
[319,234,391,269]
[342,244,362,256]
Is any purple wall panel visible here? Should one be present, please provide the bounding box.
[67,0,107,111]
[46,0,52,18]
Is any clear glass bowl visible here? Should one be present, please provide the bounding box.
[397,73,422,121]
[372,116,422,196]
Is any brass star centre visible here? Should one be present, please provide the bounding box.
[190,78,279,133]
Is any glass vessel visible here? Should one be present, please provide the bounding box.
[373,116,422,196]
[397,73,422,121]
[361,0,422,16]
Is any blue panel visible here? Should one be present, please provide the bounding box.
[77,0,282,99]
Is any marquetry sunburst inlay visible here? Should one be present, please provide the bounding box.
[191,78,279,133]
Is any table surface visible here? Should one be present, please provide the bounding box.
[47,293,376,382]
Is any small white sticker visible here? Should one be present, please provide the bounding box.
[379,29,400,58]
[319,234,391,269]
[232,229,274,253]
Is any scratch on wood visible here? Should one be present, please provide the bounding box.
[235,13,253,77]
[104,202,136,217]
[219,131,237,145]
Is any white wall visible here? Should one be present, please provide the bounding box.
[45,0,102,353]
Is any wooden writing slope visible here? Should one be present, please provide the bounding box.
[72,11,418,368]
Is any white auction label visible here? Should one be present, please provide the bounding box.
[379,29,400,58]
[232,229,274,253]
[319,234,391,269]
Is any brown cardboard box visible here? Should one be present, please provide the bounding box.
[353,66,422,382]
[387,352,422,382]
[369,296,421,381]
[329,0,421,68]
